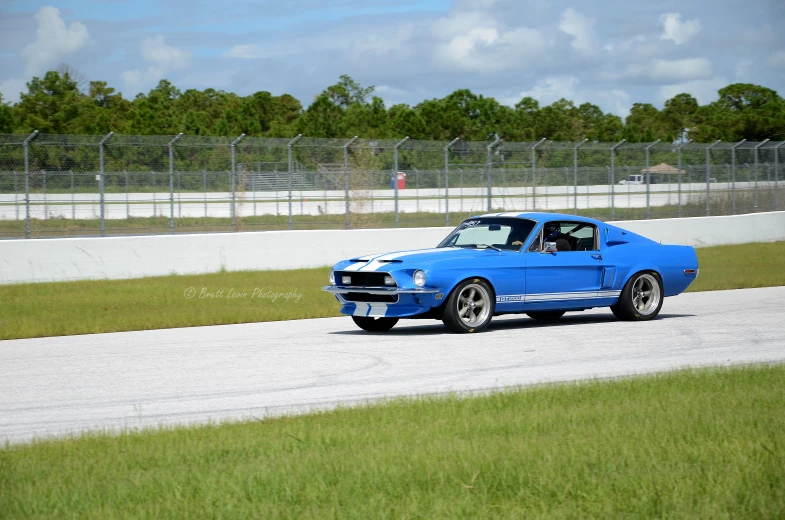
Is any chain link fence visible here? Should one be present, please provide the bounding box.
[1,132,782,238]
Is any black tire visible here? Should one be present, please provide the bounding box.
[610,271,664,321]
[352,316,399,332]
[526,311,566,321]
[442,278,495,333]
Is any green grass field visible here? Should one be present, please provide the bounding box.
[1,241,784,340]
[2,364,783,519]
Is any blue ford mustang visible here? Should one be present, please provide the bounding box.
[323,212,699,333]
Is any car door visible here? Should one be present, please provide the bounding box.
[524,222,603,309]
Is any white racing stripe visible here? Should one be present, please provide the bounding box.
[526,291,599,302]
[357,247,459,272]
[343,253,387,271]
[367,303,389,317]
[352,302,370,316]
[495,290,621,303]
[343,262,370,272]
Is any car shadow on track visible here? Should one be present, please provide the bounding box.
[329,313,696,336]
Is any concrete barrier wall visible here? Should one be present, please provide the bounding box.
[2,211,784,285]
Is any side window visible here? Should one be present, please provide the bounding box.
[556,223,597,251]
[570,225,598,251]
[526,222,597,252]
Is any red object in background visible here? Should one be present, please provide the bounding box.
[396,172,406,189]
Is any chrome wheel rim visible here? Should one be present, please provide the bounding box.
[631,274,661,316]
[457,283,490,327]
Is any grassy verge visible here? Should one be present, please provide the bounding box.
[1,241,784,341]
[2,364,784,518]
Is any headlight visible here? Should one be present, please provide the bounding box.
[384,275,395,286]
[413,270,426,287]
[328,269,335,285]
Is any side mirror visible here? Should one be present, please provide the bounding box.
[541,241,558,253]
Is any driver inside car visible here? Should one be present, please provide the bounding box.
[542,222,572,252]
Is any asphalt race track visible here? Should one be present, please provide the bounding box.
[2,286,784,444]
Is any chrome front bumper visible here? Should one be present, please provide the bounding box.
[322,286,440,295]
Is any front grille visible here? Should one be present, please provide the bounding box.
[336,271,393,287]
[343,292,398,303]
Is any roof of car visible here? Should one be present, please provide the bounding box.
[468,212,602,224]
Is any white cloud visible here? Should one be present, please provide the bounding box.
[21,6,90,77]
[0,78,27,104]
[224,44,264,59]
[735,59,753,80]
[593,89,632,119]
[0,6,89,103]
[768,50,785,68]
[139,35,190,69]
[622,58,713,82]
[559,8,599,57]
[651,58,712,80]
[351,22,416,56]
[502,78,632,119]
[431,11,548,72]
[505,76,580,107]
[122,36,192,92]
[656,77,727,105]
[660,13,701,45]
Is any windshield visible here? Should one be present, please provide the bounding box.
[437,217,535,251]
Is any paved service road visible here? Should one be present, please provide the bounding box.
[2,287,784,444]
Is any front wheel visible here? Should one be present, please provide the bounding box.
[610,271,663,321]
[526,311,565,321]
[442,279,495,333]
[352,316,399,332]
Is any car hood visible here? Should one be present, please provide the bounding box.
[337,246,502,271]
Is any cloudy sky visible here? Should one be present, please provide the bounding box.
[1,0,783,118]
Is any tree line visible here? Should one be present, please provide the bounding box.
[0,71,783,143]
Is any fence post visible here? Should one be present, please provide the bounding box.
[168,133,183,233]
[730,139,746,215]
[705,140,721,216]
[343,136,358,230]
[287,134,302,231]
[152,170,157,216]
[13,170,19,220]
[98,131,113,236]
[230,133,246,232]
[393,136,409,228]
[444,138,459,226]
[486,136,502,212]
[531,138,547,211]
[676,140,688,218]
[754,139,769,212]
[70,170,75,220]
[609,139,625,220]
[644,140,660,219]
[23,130,39,239]
[573,139,588,215]
[775,141,785,211]
[42,170,47,221]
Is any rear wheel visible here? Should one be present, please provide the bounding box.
[352,316,399,332]
[442,279,495,333]
[610,271,663,321]
[526,311,566,321]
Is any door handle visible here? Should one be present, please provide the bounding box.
[591,254,603,261]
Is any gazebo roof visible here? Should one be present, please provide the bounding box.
[640,163,686,174]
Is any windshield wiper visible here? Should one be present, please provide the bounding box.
[475,244,502,252]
